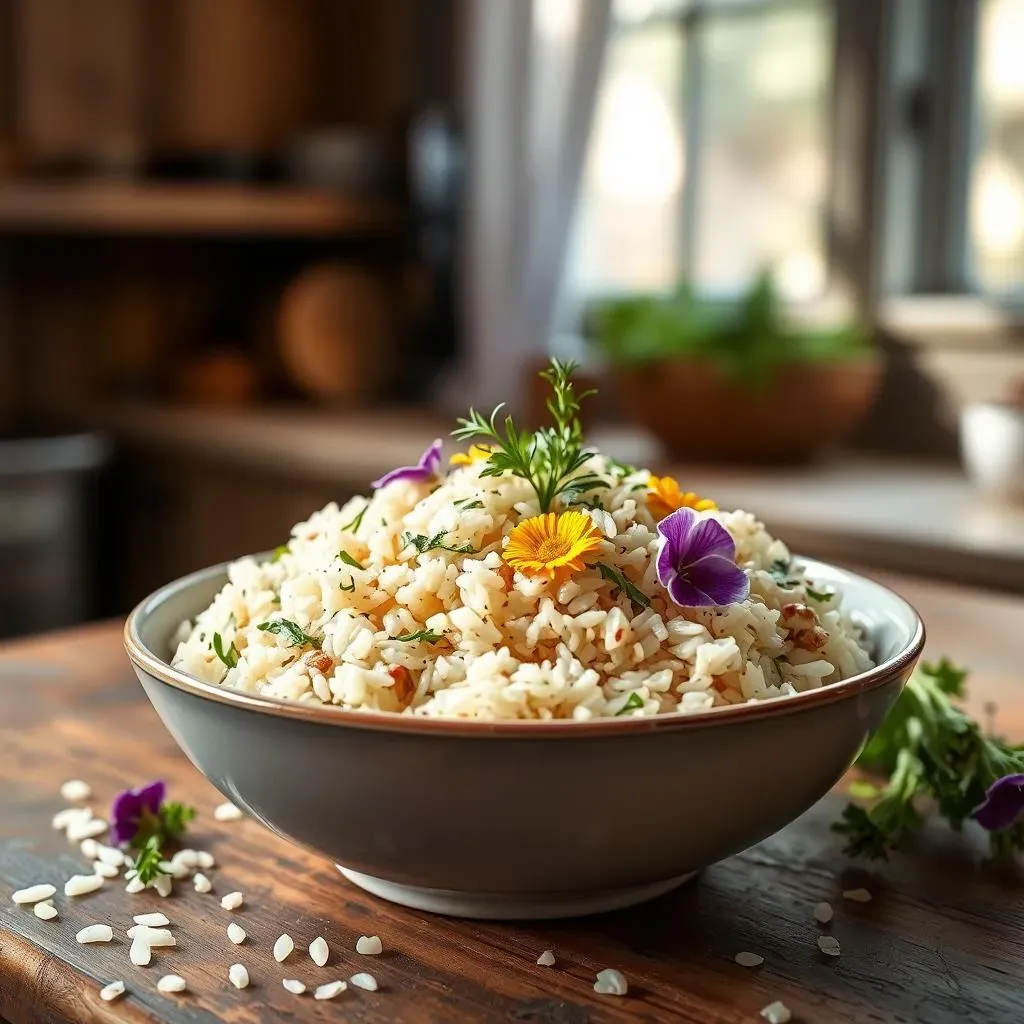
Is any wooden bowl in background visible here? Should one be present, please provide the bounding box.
[613,355,883,464]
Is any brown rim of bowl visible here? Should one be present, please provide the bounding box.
[124,556,925,739]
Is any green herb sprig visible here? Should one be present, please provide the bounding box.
[212,632,239,669]
[835,659,1024,862]
[338,551,364,570]
[403,531,478,555]
[130,835,165,885]
[595,562,651,612]
[394,628,446,644]
[453,359,606,513]
[342,504,368,533]
[257,618,323,649]
[616,692,645,716]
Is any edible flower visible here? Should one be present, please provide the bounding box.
[504,510,604,585]
[972,773,1024,832]
[450,444,494,466]
[111,780,166,846]
[372,438,443,489]
[647,475,716,521]
[655,506,749,607]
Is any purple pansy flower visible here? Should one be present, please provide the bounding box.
[972,773,1024,832]
[111,780,165,846]
[371,438,443,489]
[655,506,750,608]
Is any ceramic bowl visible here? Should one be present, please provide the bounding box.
[125,556,924,920]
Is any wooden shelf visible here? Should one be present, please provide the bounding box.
[0,181,401,237]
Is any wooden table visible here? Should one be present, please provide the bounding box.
[1,572,1022,1024]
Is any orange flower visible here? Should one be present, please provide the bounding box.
[504,510,604,585]
[450,444,494,466]
[647,475,717,521]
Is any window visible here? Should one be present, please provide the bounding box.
[968,0,1024,295]
[569,0,834,302]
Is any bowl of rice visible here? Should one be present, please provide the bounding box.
[125,362,924,919]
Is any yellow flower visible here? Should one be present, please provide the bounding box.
[504,510,604,585]
[647,475,717,521]
[450,444,494,466]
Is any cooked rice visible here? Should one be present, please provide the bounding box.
[172,454,873,721]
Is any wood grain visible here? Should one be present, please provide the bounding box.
[1,570,1023,1024]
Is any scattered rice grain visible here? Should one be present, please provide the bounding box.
[134,913,169,927]
[76,924,113,944]
[157,974,187,994]
[64,874,104,897]
[842,888,872,903]
[355,935,382,956]
[536,950,556,967]
[274,934,294,962]
[125,876,145,894]
[227,922,246,944]
[349,972,378,991]
[153,874,173,898]
[34,900,58,920]
[93,860,120,879]
[12,883,56,905]
[130,936,152,966]
[314,981,346,1001]
[127,926,175,947]
[734,952,764,968]
[214,801,243,822]
[283,979,306,995]
[196,851,216,870]
[593,968,628,996]
[193,872,212,893]
[310,936,330,966]
[228,964,249,989]
[817,935,841,957]
[220,890,243,911]
[814,901,834,924]
[95,844,125,867]
[66,818,108,843]
[52,807,91,830]
[761,1001,792,1024]
[99,980,126,1002]
[80,838,100,860]
[60,780,92,802]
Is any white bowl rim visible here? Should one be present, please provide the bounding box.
[124,554,925,739]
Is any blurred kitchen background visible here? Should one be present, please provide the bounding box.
[0,0,1020,637]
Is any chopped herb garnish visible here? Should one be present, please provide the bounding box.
[608,458,639,479]
[270,544,289,563]
[806,584,833,602]
[616,691,645,715]
[768,559,801,587]
[338,551,364,570]
[212,632,239,669]
[257,618,322,649]
[394,628,446,644]
[562,491,605,511]
[130,835,166,885]
[403,530,478,555]
[339,577,356,593]
[595,562,651,611]
[271,592,281,604]
[341,504,368,533]
[453,497,485,510]
[453,359,605,513]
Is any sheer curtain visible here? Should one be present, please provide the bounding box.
[456,0,612,414]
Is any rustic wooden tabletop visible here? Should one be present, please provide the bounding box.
[1,570,1022,1024]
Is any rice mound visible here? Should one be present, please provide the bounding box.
[171,455,874,720]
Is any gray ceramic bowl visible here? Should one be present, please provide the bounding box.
[125,556,924,920]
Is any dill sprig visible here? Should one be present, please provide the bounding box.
[452,359,606,513]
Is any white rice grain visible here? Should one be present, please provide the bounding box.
[227,922,246,944]
[130,936,152,966]
[52,807,91,830]
[34,900,58,920]
[126,926,175,947]
[196,851,216,870]
[64,874,104,897]
[228,964,249,989]
[60,779,92,802]
[214,801,243,822]
[76,924,113,944]
[817,935,841,957]
[93,861,120,879]
[99,980,126,1002]
[593,968,628,996]
[310,936,330,966]
[814,902,834,924]
[95,844,125,867]
[536,950,556,967]
[734,952,764,968]
[842,888,872,903]
[66,818,108,843]
[12,884,56,905]
[283,979,306,994]
[125,876,145,894]
[761,1001,792,1023]
[134,912,169,926]
[350,972,378,991]
[220,890,243,911]
[80,838,100,860]
[314,981,346,1000]
[355,935,382,955]
[153,873,173,898]
[274,934,295,962]
[193,872,212,894]
[157,974,187,994]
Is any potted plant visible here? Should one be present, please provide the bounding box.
[591,270,881,463]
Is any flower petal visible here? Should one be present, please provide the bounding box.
[685,552,751,606]
[972,773,1024,831]
[679,515,736,564]
[372,439,443,489]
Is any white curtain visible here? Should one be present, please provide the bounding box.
[456,0,612,414]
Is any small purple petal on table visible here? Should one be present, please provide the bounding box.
[111,780,165,846]
[972,773,1024,831]
[655,507,749,608]
[372,439,443,489]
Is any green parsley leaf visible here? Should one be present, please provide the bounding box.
[270,544,289,563]
[394,628,446,644]
[452,497,484,510]
[607,458,639,479]
[595,562,651,612]
[338,551,364,570]
[805,584,833,603]
[212,632,239,669]
[403,531,478,555]
[921,657,968,699]
[159,801,196,840]
[257,619,323,649]
[131,835,166,885]
[341,504,368,533]
[768,559,801,587]
[339,577,356,593]
[616,691,645,716]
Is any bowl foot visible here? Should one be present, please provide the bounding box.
[336,866,696,920]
